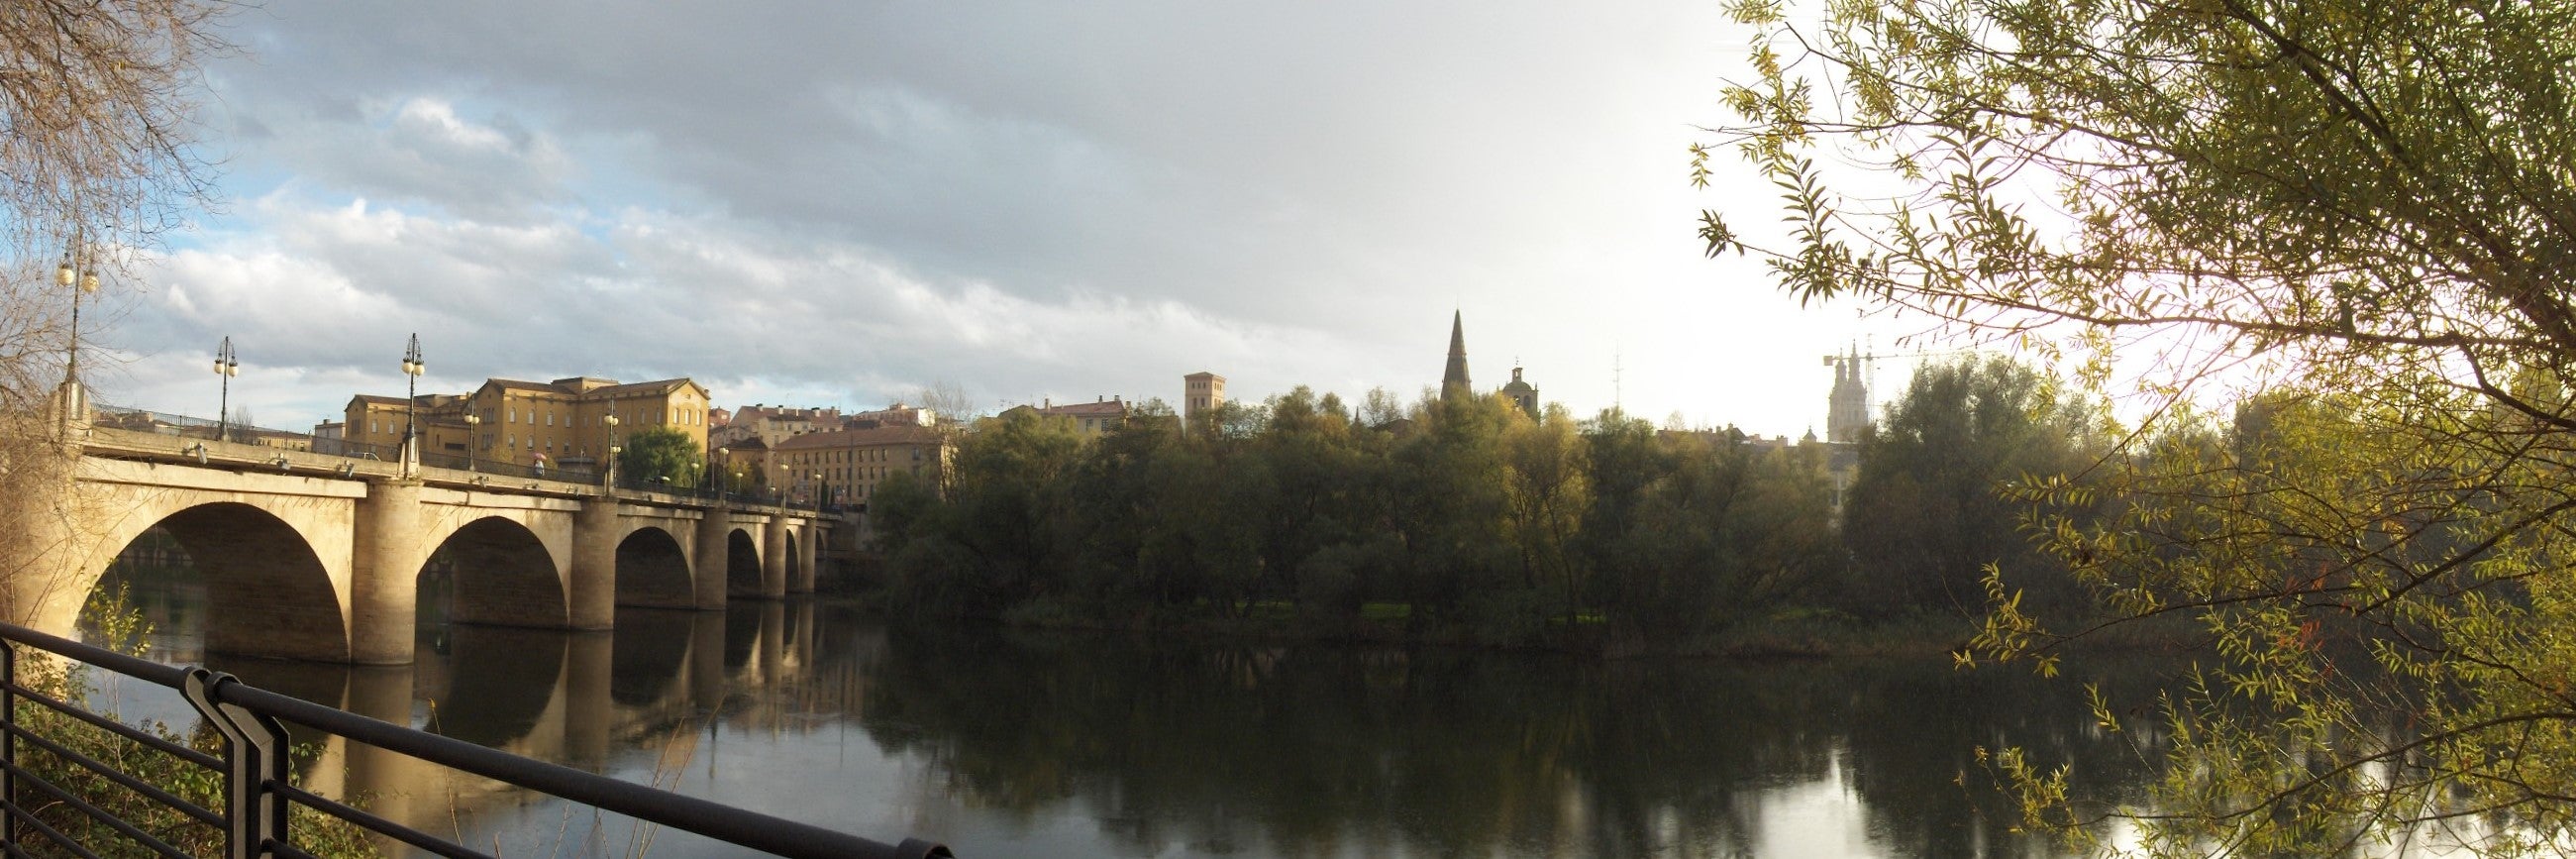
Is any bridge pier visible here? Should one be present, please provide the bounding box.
[691,509,730,610]
[759,515,788,598]
[569,499,619,630]
[791,524,818,593]
[351,480,426,665]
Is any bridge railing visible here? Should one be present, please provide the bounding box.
[0,622,952,859]
[610,471,832,512]
[89,403,405,462]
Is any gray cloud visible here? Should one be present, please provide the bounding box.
[95,0,1886,435]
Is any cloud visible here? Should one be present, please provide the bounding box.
[108,0,1899,436]
[224,94,576,224]
[99,192,1351,430]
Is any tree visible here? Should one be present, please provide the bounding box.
[616,426,702,486]
[914,379,978,425]
[1705,0,2576,852]
[2,1,232,621]
[1839,357,2097,620]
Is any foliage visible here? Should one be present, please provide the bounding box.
[880,383,1857,649]
[12,584,378,857]
[1841,357,2103,621]
[1704,0,2576,852]
[616,426,703,486]
[1,0,232,632]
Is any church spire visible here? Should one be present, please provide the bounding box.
[1442,310,1473,399]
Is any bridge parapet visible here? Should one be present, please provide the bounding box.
[83,426,823,518]
[40,424,838,664]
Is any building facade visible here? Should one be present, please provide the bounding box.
[768,424,950,507]
[1824,346,1870,444]
[346,376,711,473]
[1184,373,1226,432]
[1500,366,1538,417]
[997,397,1130,438]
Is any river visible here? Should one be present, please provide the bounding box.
[81,579,2173,858]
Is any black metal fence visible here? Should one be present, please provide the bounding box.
[0,622,949,859]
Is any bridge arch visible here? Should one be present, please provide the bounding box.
[90,501,351,661]
[784,531,803,591]
[724,528,763,595]
[421,516,567,628]
[613,527,694,608]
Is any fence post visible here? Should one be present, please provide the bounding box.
[1,641,15,846]
[183,668,289,859]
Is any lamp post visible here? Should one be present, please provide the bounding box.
[400,334,424,475]
[54,253,101,435]
[604,414,622,489]
[812,472,824,509]
[212,336,239,444]
[463,412,481,472]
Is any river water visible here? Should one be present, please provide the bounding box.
[85,586,2174,858]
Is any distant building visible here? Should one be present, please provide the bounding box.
[1184,373,1226,433]
[346,376,712,472]
[1500,366,1538,418]
[1820,346,1871,517]
[1825,345,1870,444]
[844,404,937,429]
[770,424,951,508]
[998,396,1130,438]
[723,404,844,448]
[311,420,345,456]
[1441,311,1473,399]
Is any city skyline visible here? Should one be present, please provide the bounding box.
[83,1,1927,438]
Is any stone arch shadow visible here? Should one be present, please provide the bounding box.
[421,516,568,628]
[723,528,764,596]
[784,531,803,590]
[94,501,350,661]
[615,526,694,608]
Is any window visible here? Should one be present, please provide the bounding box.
[547,412,554,426]
[507,433,516,448]
[508,407,516,423]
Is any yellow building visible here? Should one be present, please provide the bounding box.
[769,424,949,507]
[1184,372,1225,433]
[347,376,711,472]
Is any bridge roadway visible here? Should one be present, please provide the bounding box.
[13,426,835,665]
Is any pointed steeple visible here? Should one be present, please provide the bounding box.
[1442,310,1473,399]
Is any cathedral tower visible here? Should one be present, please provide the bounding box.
[1442,311,1473,399]
[1825,344,1870,443]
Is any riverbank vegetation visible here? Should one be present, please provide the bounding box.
[1703,0,2576,853]
[872,355,2118,656]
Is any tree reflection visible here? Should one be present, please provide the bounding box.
[856,622,2174,858]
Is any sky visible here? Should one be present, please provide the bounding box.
[88,0,1930,439]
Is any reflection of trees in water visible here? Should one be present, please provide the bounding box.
[857,625,2175,858]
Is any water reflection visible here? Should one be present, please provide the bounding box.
[80,589,2169,858]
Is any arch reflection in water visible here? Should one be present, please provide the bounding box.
[81,579,2178,858]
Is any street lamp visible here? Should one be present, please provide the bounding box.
[604,413,622,487]
[463,412,481,472]
[212,336,239,444]
[812,472,824,508]
[400,334,424,472]
[54,254,101,433]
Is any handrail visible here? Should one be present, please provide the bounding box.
[0,621,951,859]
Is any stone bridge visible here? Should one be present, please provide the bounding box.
[12,426,836,665]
